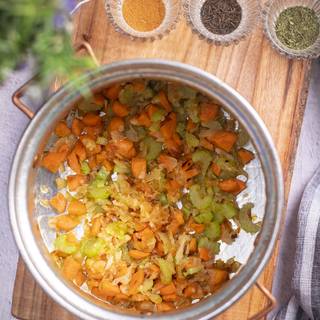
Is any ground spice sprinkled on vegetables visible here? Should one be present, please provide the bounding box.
[200,0,242,35]
[275,6,320,50]
[122,0,166,32]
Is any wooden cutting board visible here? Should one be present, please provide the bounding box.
[11,0,311,319]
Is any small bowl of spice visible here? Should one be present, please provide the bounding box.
[105,0,181,40]
[263,0,320,59]
[183,0,260,45]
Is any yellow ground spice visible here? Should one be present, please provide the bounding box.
[122,0,166,32]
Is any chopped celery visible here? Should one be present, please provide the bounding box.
[237,128,250,147]
[215,156,241,179]
[183,266,203,277]
[78,99,104,113]
[212,202,238,219]
[198,237,220,254]
[81,161,90,175]
[149,122,160,133]
[239,204,260,234]
[158,232,172,255]
[168,84,197,107]
[194,210,213,224]
[96,166,109,181]
[81,238,105,258]
[204,221,221,240]
[139,279,154,293]
[105,221,128,239]
[212,210,225,224]
[151,109,166,122]
[54,234,78,254]
[157,258,175,284]
[119,84,154,107]
[186,132,200,149]
[119,85,135,106]
[185,99,200,123]
[159,193,168,205]
[88,185,110,200]
[202,120,223,130]
[192,150,213,175]
[96,136,108,145]
[176,122,186,137]
[141,137,162,162]
[189,184,212,210]
[113,160,130,174]
[147,293,162,304]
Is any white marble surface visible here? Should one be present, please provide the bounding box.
[0,61,319,319]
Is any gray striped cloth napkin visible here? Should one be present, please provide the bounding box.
[275,166,320,320]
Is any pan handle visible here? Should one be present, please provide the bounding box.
[248,282,277,320]
[12,39,99,119]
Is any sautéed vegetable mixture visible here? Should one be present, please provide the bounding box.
[40,79,260,313]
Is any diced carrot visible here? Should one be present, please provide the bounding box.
[160,118,176,140]
[55,121,71,137]
[155,240,165,257]
[62,256,82,281]
[99,279,120,297]
[160,283,176,295]
[175,210,184,225]
[218,178,246,195]
[162,294,177,302]
[49,192,67,213]
[112,101,129,117]
[207,130,237,152]
[207,268,229,290]
[186,118,197,133]
[238,148,255,165]
[166,179,181,193]
[116,139,136,159]
[146,104,160,119]
[41,150,68,173]
[211,162,221,176]
[184,284,197,297]
[108,117,125,133]
[200,103,220,123]
[158,154,178,172]
[165,139,181,155]
[167,220,180,235]
[130,112,152,127]
[129,250,150,259]
[68,199,86,216]
[115,293,129,300]
[158,91,172,112]
[67,151,81,174]
[54,215,78,231]
[71,118,84,136]
[132,80,145,92]
[93,93,105,105]
[104,84,121,100]
[82,113,102,127]
[198,247,211,261]
[91,217,103,236]
[74,271,86,287]
[67,174,87,191]
[200,137,214,151]
[157,302,174,312]
[73,141,87,161]
[131,157,147,179]
[188,219,205,234]
[88,155,97,170]
[102,159,113,171]
[96,151,107,164]
[189,238,197,253]
[83,126,103,139]
[128,268,144,295]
